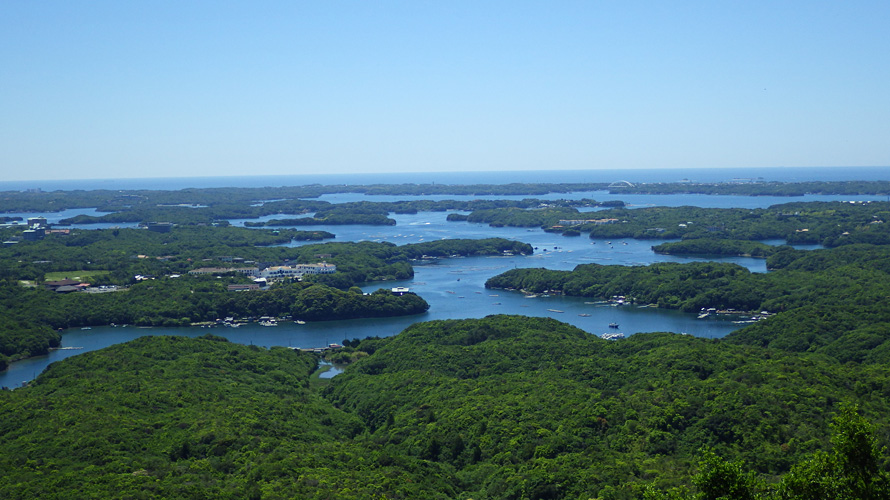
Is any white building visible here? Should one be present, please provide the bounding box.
[259,262,336,280]
[188,267,259,276]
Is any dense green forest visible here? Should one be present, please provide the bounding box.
[0,315,60,371]
[5,279,430,328]
[2,317,889,498]
[0,335,455,499]
[462,206,586,228]
[650,239,781,258]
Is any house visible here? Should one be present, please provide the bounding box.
[45,279,89,293]
[45,279,81,290]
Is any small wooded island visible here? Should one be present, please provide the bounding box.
[2,180,890,498]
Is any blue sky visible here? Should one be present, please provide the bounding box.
[2,1,888,181]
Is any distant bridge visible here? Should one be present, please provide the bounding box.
[608,180,635,188]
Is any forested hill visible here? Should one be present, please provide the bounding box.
[2,316,890,499]
[0,335,456,499]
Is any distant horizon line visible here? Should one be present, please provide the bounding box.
[6,165,890,184]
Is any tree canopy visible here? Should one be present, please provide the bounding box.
[2,316,890,498]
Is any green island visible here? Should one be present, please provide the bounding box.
[3,182,890,498]
[607,180,890,196]
[455,201,890,247]
[650,239,780,258]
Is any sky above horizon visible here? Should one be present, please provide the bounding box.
[2,1,889,181]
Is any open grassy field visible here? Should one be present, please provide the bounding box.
[44,270,110,282]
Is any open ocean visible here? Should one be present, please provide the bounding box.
[1,166,889,192]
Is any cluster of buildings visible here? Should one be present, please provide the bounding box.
[258,263,336,279]
[3,217,172,246]
[146,222,174,233]
[44,279,90,293]
[188,267,259,276]
[22,217,49,241]
[2,217,68,244]
[188,262,337,283]
[555,218,619,226]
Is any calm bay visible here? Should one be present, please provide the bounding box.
[2,187,885,387]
